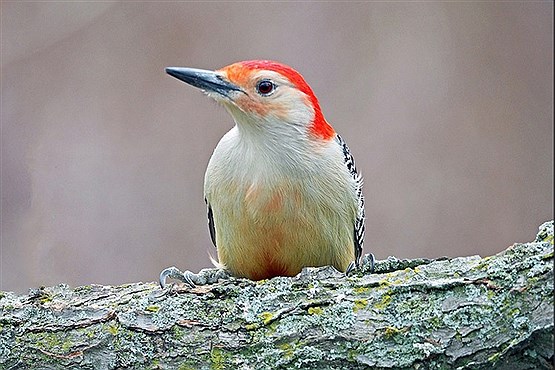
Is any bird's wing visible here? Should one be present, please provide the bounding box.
[205,198,217,248]
[336,134,365,267]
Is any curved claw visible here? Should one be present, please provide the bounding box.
[159,266,196,289]
[360,253,375,273]
[366,253,375,273]
[346,253,376,275]
[159,266,231,289]
[346,261,357,275]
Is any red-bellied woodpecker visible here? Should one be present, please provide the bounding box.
[160,60,371,288]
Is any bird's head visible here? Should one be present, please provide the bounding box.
[166,60,335,140]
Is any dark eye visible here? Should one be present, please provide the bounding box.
[256,80,275,96]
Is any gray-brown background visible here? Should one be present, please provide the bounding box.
[2,2,553,293]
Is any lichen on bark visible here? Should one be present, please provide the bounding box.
[0,221,553,370]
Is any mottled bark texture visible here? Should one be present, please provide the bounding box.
[1,221,553,370]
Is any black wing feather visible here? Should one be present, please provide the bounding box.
[336,134,365,267]
[205,198,217,248]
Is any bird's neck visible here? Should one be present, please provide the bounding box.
[224,104,335,152]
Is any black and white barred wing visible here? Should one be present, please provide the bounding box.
[336,134,365,267]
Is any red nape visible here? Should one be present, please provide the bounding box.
[239,60,336,141]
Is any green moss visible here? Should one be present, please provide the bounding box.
[353,299,368,312]
[509,307,521,317]
[374,293,392,310]
[384,326,401,338]
[278,342,295,359]
[353,286,369,294]
[245,323,259,331]
[39,293,53,304]
[268,321,279,333]
[308,306,324,315]
[147,359,161,369]
[383,325,410,341]
[428,315,443,328]
[40,332,59,348]
[210,347,229,370]
[474,257,491,271]
[145,305,160,313]
[60,338,73,352]
[30,331,76,354]
[378,279,391,287]
[260,311,274,324]
[347,348,360,362]
[172,326,185,341]
[107,323,119,336]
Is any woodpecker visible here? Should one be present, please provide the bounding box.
[160,60,370,288]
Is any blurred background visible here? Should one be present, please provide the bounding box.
[2,2,553,293]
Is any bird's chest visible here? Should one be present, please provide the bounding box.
[205,134,318,217]
[203,133,356,279]
[208,167,307,222]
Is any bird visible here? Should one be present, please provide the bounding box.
[160,60,371,288]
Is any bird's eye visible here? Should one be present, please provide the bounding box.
[256,80,275,96]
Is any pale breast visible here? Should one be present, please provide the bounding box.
[204,127,358,280]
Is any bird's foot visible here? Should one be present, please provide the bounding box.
[346,253,375,275]
[362,253,375,273]
[159,266,230,289]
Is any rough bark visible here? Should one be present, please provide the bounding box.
[1,221,553,370]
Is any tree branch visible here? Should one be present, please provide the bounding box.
[1,221,553,370]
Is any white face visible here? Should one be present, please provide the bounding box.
[216,69,315,131]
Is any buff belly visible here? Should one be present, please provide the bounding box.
[209,181,355,280]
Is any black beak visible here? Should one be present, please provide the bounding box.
[165,67,243,96]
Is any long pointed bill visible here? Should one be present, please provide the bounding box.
[166,67,243,97]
